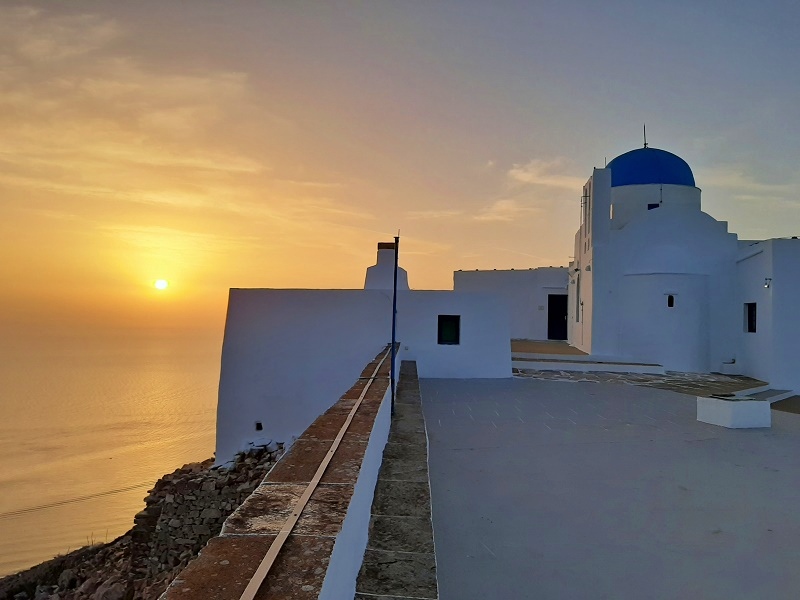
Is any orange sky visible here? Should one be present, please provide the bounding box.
[2,3,799,338]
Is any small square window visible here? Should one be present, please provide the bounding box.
[438,315,460,345]
[648,203,660,210]
[744,303,757,333]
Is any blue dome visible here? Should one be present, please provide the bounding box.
[606,147,695,187]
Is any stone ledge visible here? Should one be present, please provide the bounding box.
[162,346,394,600]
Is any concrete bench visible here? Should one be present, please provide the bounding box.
[696,395,771,429]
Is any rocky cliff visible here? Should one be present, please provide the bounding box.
[0,444,283,600]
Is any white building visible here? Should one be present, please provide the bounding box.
[566,145,800,390]
[214,145,800,463]
[214,241,510,463]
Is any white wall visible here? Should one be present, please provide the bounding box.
[215,289,393,464]
[610,184,701,229]
[617,274,709,371]
[608,206,738,371]
[769,240,800,390]
[453,268,567,340]
[216,288,511,463]
[735,243,774,384]
[568,169,610,354]
[397,291,511,378]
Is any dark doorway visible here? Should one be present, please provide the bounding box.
[547,294,569,340]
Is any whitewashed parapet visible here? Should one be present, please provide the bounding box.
[696,395,771,428]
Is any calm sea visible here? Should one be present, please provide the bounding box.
[0,332,221,577]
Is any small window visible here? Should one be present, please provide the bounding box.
[648,203,660,210]
[667,295,675,308]
[438,315,460,345]
[744,303,757,333]
[255,421,263,431]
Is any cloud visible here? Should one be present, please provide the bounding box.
[0,6,276,220]
[405,209,464,220]
[698,165,793,198]
[473,198,541,222]
[0,6,121,62]
[507,157,584,190]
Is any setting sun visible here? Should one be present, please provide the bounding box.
[154,279,169,290]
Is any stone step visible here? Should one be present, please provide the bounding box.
[512,356,665,375]
[750,388,794,403]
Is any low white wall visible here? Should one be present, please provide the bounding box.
[215,289,392,464]
[319,368,393,600]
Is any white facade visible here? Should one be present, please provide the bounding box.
[453,268,568,340]
[735,238,800,390]
[567,146,800,389]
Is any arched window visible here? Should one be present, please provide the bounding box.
[667,295,675,308]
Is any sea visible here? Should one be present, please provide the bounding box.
[0,331,221,577]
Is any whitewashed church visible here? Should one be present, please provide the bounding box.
[461,145,800,389]
[214,144,800,462]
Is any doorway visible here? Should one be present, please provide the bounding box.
[547,294,568,340]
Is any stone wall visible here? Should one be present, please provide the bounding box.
[0,443,283,600]
[131,442,283,585]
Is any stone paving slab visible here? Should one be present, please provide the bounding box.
[222,483,354,536]
[357,549,438,598]
[265,439,368,484]
[367,515,435,553]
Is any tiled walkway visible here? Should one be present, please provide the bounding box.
[422,377,800,600]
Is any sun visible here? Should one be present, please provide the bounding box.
[154,279,169,290]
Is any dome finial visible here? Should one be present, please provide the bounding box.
[643,123,648,148]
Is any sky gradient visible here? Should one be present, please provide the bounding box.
[3,1,799,337]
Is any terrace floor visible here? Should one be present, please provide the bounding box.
[511,339,588,355]
[421,375,800,600]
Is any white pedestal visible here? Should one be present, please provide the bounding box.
[696,396,771,429]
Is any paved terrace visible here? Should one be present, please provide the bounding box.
[422,373,800,600]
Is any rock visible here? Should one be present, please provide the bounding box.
[58,568,78,589]
[199,508,221,519]
[34,585,54,599]
[13,592,29,600]
[77,577,99,595]
[93,578,125,600]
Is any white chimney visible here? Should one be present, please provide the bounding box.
[364,242,410,290]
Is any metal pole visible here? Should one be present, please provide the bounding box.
[390,235,399,415]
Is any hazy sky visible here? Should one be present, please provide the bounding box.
[2,1,799,336]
